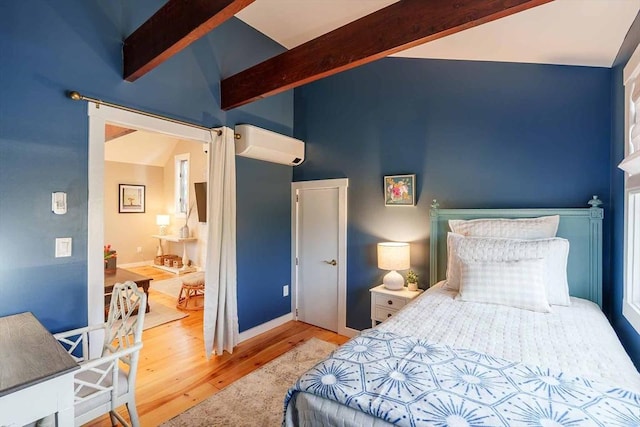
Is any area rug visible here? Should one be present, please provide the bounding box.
[142,299,188,330]
[162,338,338,426]
[151,271,204,299]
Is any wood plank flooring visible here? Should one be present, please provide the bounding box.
[86,266,349,426]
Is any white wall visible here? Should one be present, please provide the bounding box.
[104,161,164,264]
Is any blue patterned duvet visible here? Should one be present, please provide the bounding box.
[284,330,640,426]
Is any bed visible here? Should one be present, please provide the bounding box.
[284,198,640,426]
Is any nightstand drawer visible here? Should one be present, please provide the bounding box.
[374,306,398,321]
[370,284,423,328]
[373,293,407,310]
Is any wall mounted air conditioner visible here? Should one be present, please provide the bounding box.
[234,124,305,166]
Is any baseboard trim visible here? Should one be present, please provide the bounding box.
[118,261,152,268]
[238,313,294,343]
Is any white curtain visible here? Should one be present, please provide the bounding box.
[204,127,238,357]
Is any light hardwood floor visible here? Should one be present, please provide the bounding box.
[87,266,350,426]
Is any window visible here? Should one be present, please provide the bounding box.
[622,43,640,333]
[175,153,190,218]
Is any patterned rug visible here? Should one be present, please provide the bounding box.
[162,338,338,427]
[142,298,187,330]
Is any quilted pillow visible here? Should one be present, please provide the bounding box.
[456,258,552,312]
[446,233,571,306]
[449,215,559,239]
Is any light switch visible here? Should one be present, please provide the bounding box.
[55,237,72,258]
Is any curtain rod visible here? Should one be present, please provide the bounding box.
[67,90,222,135]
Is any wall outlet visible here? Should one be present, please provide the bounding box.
[283,284,289,297]
[136,246,142,253]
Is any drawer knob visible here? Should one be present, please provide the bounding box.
[387,300,393,305]
[387,313,392,318]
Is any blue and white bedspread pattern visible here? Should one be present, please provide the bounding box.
[284,330,640,426]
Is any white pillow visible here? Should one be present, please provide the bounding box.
[446,233,571,306]
[449,215,559,239]
[456,258,551,312]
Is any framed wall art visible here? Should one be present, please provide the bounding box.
[119,184,145,213]
[384,174,415,206]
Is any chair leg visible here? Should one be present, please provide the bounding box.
[109,408,133,427]
[126,398,141,427]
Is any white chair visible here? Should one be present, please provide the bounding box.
[54,281,147,426]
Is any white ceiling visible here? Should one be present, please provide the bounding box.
[105,129,179,167]
[236,0,640,68]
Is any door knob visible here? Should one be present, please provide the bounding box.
[323,259,337,266]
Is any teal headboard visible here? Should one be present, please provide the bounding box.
[429,197,604,307]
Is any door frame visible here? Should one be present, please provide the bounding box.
[291,178,351,337]
[87,103,213,353]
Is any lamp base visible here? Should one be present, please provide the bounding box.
[383,270,404,290]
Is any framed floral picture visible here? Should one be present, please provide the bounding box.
[119,184,145,213]
[384,174,415,206]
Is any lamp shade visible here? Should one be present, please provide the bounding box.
[156,215,170,226]
[156,214,170,236]
[377,242,410,271]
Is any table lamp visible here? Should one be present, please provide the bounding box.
[377,242,410,290]
[156,215,170,235]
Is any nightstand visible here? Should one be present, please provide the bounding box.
[370,284,424,327]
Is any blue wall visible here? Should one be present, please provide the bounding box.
[609,14,640,368]
[294,58,614,335]
[0,0,294,332]
[236,158,292,330]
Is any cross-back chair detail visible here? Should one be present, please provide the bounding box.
[54,281,146,427]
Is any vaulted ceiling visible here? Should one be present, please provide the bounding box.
[111,0,639,165]
[237,0,639,67]
[123,0,639,111]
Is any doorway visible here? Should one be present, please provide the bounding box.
[87,103,213,354]
[291,178,349,336]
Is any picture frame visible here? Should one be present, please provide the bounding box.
[119,184,145,213]
[384,174,416,206]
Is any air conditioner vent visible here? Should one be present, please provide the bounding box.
[234,124,305,166]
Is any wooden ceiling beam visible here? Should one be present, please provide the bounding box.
[105,124,136,142]
[124,0,255,82]
[221,0,553,110]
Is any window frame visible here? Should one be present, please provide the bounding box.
[174,153,190,219]
[622,43,640,334]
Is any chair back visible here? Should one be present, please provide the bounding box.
[53,280,147,427]
[104,281,146,365]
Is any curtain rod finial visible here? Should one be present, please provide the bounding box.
[68,90,82,101]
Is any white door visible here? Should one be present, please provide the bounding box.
[292,179,348,335]
[298,188,339,331]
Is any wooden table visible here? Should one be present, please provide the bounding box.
[0,312,79,426]
[104,268,152,313]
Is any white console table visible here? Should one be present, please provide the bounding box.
[152,235,197,275]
